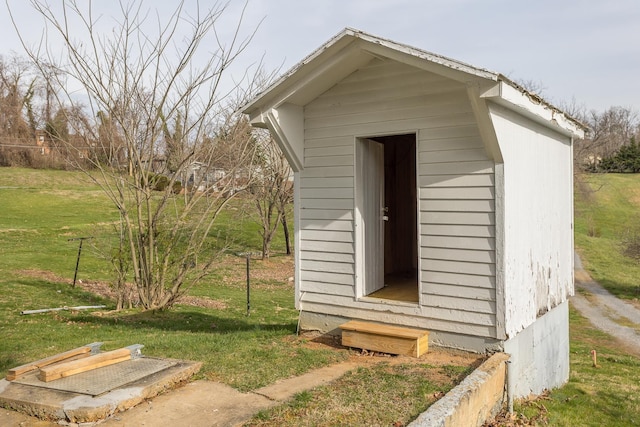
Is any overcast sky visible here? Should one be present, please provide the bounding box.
[2,0,638,113]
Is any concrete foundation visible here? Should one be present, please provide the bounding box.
[503,301,570,398]
[0,359,201,424]
[409,352,509,427]
[299,311,503,354]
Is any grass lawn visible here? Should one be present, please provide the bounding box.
[0,167,346,392]
[574,173,640,301]
[3,168,640,426]
[0,167,479,425]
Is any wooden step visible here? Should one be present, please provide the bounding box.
[339,320,429,357]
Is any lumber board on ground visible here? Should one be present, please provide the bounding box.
[340,320,429,358]
[6,344,98,381]
[38,348,133,382]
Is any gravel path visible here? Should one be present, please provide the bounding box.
[572,252,640,356]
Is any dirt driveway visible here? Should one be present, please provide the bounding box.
[572,252,640,356]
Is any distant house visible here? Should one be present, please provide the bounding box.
[243,28,586,398]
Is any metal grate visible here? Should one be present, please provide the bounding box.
[14,357,177,396]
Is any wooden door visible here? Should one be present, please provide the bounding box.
[357,138,385,296]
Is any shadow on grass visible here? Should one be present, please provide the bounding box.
[71,309,297,335]
[11,278,113,307]
[9,277,297,335]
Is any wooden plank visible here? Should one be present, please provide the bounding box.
[340,320,429,357]
[342,330,428,357]
[340,320,428,339]
[38,348,134,382]
[6,344,97,381]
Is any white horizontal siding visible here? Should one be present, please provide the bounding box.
[300,219,353,231]
[300,188,353,199]
[419,199,494,212]
[422,283,495,300]
[422,247,495,263]
[300,198,354,210]
[299,240,354,254]
[419,112,497,334]
[300,281,355,297]
[303,230,353,243]
[298,58,497,338]
[301,259,355,275]
[300,251,355,263]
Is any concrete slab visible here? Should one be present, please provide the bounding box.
[0,359,201,424]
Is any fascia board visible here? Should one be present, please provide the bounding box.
[482,81,586,139]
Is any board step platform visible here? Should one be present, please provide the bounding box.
[339,320,429,358]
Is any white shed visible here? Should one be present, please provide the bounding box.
[243,28,585,398]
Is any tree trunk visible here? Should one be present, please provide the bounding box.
[281,212,291,255]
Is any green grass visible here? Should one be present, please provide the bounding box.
[246,362,474,427]
[0,167,345,392]
[574,173,640,300]
[512,307,640,426]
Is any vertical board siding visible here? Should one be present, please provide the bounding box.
[299,58,496,337]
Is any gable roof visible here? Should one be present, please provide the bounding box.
[242,28,585,170]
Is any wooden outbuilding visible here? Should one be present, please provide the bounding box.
[242,28,585,398]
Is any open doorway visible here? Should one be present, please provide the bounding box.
[356,133,418,303]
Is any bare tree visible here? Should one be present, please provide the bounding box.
[250,131,292,260]
[0,53,33,140]
[575,106,640,170]
[13,0,262,309]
